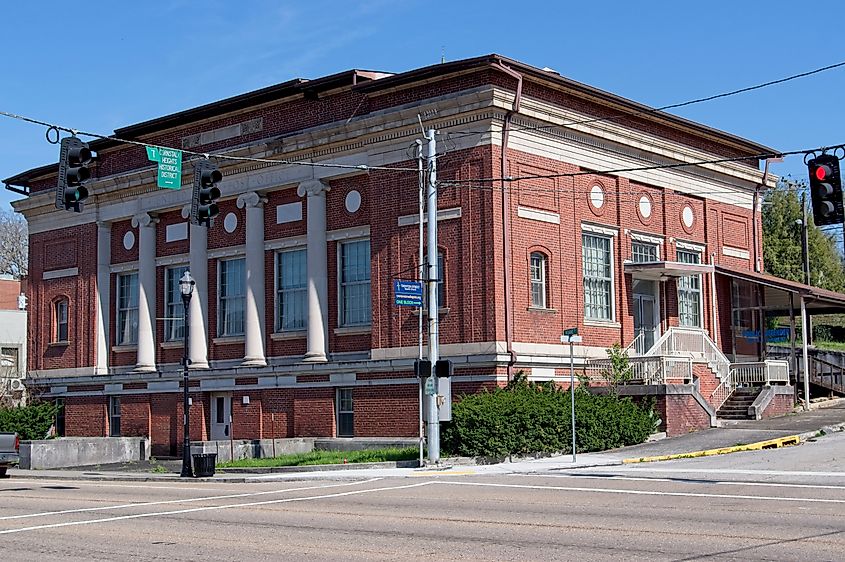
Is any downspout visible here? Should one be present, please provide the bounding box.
[754,160,771,273]
[492,61,523,380]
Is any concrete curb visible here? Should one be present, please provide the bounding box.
[623,421,845,464]
[218,459,420,473]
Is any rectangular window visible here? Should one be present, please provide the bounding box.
[582,234,614,320]
[218,258,245,337]
[340,240,371,326]
[632,241,659,263]
[276,249,307,331]
[109,396,121,437]
[677,250,702,327]
[437,252,446,307]
[337,388,354,437]
[529,253,547,308]
[55,300,68,342]
[165,266,188,342]
[116,273,139,345]
[54,398,65,437]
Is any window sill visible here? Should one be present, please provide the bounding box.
[213,336,245,345]
[271,331,307,341]
[48,341,70,348]
[527,307,557,314]
[583,319,622,329]
[160,341,184,350]
[112,345,137,353]
[334,326,372,336]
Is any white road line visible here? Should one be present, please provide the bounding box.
[0,481,433,535]
[0,478,381,521]
[438,480,845,504]
[532,473,845,491]
[5,481,246,493]
[612,467,845,477]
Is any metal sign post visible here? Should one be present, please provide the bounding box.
[562,329,582,463]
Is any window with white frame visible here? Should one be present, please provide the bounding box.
[340,239,371,326]
[116,273,139,345]
[109,396,121,437]
[583,233,613,320]
[164,266,188,342]
[632,241,659,263]
[54,299,69,342]
[276,249,307,331]
[677,249,702,327]
[529,252,547,308]
[218,258,245,336]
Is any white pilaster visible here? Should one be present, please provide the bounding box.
[132,212,157,372]
[297,180,330,363]
[95,222,111,375]
[237,192,267,367]
[184,206,210,369]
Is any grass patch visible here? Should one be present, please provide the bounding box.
[217,447,418,468]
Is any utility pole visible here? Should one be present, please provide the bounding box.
[416,139,425,467]
[425,128,440,464]
[801,193,811,285]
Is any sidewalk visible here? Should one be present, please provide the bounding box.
[7,401,845,482]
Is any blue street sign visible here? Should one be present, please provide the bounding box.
[394,279,424,307]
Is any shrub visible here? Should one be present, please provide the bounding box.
[0,401,60,440]
[441,375,654,457]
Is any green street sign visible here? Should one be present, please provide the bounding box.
[146,146,183,189]
[424,377,436,396]
[563,327,579,337]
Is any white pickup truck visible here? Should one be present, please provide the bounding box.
[0,432,19,477]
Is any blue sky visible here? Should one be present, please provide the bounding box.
[2,1,844,213]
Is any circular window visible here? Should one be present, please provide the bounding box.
[590,184,605,209]
[638,195,652,220]
[123,231,135,251]
[345,190,362,213]
[223,212,238,234]
[682,206,695,230]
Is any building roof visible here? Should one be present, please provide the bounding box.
[3,54,778,190]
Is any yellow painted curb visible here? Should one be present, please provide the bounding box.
[623,434,801,464]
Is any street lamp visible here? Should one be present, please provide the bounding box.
[179,270,195,478]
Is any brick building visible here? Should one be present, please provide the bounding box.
[6,54,826,453]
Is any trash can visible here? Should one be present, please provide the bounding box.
[192,453,217,477]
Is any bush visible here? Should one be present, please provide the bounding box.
[0,401,60,440]
[441,375,654,458]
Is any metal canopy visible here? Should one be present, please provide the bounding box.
[715,265,845,315]
[624,260,714,281]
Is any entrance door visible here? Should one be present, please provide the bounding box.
[633,294,657,354]
[210,393,231,441]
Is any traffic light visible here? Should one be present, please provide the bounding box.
[414,359,432,378]
[191,160,222,227]
[55,137,92,212]
[435,359,453,378]
[808,154,843,226]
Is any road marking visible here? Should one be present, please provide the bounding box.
[438,480,845,504]
[612,467,845,478]
[530,473,845,491]
[0,481,433,535]
[0,478,381,521]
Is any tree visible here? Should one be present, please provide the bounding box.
[762,179,845,292]
[0,209,27,278]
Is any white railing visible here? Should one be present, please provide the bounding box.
[729,360,790,386]
[711,359,791,412]
[646,327,730,382]
[624,333,645,356]
[585,355,692,385]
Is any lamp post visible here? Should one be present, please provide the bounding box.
[179,270,195,478]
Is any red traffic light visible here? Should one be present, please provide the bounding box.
[814,164,831,181]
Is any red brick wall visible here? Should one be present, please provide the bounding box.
[353,385,418,437]
[693,363,721,404]
[293,388,335,437]
[0,279,21,310]
[65,396,107,437]
[761,393,794,419]
[659,394,712,437]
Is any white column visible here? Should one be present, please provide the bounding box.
[132,212,157,372]
[95,222,111,375]
[237,192,267,367]
[297,180,330,363]
[185,206,209,369]
[801,296,810,411]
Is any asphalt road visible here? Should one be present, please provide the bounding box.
[2,434,845,561]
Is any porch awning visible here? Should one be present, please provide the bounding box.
[715,264,845,315]
[624,260,714,281]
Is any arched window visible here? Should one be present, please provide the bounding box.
[529,252,547,309]
[54,299,69,342]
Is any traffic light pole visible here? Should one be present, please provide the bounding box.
[425,129,440,464]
